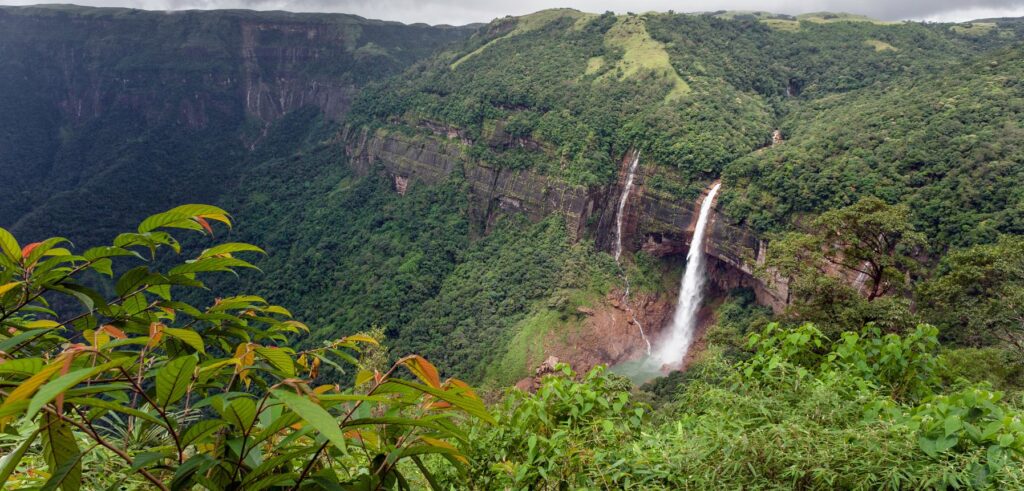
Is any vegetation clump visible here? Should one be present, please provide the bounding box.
[0,206,492,489]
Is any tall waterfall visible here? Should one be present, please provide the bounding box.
[654,182,721,367]
[614,150,641,262]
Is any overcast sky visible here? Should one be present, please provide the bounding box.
[3,1,1024,25]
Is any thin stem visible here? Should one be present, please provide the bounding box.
[0,260,95,324]
[291,362,402,491]
[229,391,275,482]
[115,364,184,462]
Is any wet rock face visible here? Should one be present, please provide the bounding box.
[514,289,676,390]
[393,175,409,195]
[238,21,358,123]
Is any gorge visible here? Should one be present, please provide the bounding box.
[3,4,1024,489]
[1,3,1020,386]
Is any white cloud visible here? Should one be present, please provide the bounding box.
[1,0,1022,24]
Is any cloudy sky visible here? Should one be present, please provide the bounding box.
[3,0,1024,25]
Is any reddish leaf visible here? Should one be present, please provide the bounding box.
[20,242,41,258]
[233,343,256,388]
[401,355,441,389]
[99,324,127,340]
[147,322,165,348]
[195,216,214,235]
[55,352,76,417]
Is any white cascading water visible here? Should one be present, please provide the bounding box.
[654,182,721,367]
[614,150,641,262]
[613,150,651,354]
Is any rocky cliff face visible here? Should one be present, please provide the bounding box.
[346,127,605,240]
[633,171,788,311]
[0,6,471,129]
[346,125,789,311]
[0,5,473,238]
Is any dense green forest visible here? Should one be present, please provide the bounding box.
[1,5,1024,489]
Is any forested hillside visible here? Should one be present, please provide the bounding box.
[2,6,1024,489]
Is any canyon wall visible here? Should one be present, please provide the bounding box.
[346,127,605,240]
[0,6,470,129]
[346,126,789,311]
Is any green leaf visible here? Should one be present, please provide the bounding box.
[246,472,300,491]
[343,417,463,440]
[148,283,172,301]
[64,383,132,399]
[115,266,150,297]
[272,389,348,454]
[1,359,64,417]
[0,357,44,377]
[199,243,265,259]
[181,419,226,447]
[219,397,257,431]
[138,205,229,234]
[381,379,495,424]
[240,448,311,486]
[27,359,127,419]
[24,238,70,267]
[0,329,55,353]
[130,451,170,472]
[40,412,81,491]
[170,453,215,491]
[90,258,114,276]
[156,355,198,410]
[169,257,258,275]
[49,284,105,312]
[412,455,443,491]
[40,449,85,491]
[251,412,302,446]
[0,428,40,484]
[264,305,293,317]
[0,227,19,263]
[165,327,206,354]
[82,245,145,262]
[397,443,464,460]
[69,397,163,427]
[255,347,295,377]
[944,415,963,437]
[0,281,20,297]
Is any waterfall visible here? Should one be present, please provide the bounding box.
[853,269,869,293]
[612,150,651,354]
[614,150,641,262]
[654,182,721,367]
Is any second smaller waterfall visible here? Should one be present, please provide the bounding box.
[611,150,650,354]
[614,150,641,262]
[654,182,721,367]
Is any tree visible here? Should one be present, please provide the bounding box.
[918,236,1024,355]
[762,197,924,331]
[812,197,926,301]
[0,205,491,490]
